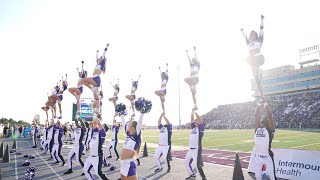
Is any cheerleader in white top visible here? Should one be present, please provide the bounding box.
[108,79,120,108]
[154,63,168,114]
[51,120,66,166]
[46,86,60,118]
[252,100,276,180]
[64,117,86,174]
[154,112,172,173]
[79,44,109,118]
[49,75,68,119]
[185,47,200,111]
[119,97,152,180]
[125,75,141,117]
[68,61,87,116]
[105,119,120,160]
[40,120,49,153]
[82,119,110,180]
[185,111,206,180]
[241,15,266,100]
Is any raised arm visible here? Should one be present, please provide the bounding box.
[121,115,127,132]
[191,112,195,124]
[102,43,109,57]
[163,114,170,125]
[166,63,168,74]
[193,46,198,60]
[136,113,144,134]
[254,102,263,129]
[158,113,163,126]
[194,111,202,125]
[77,117,86,131]
[264,103,275,131]
[259,15,264,37]
[77,68,80,77]
[96,50,99,61]
[186,50,191,64]
[241,28,250,45]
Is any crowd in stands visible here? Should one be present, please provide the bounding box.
[201,91,320,129]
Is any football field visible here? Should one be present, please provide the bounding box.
[0,129,319,180]
[119,129,320,152]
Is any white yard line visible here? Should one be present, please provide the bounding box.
[14,153,18,180]
[25,141,63,180]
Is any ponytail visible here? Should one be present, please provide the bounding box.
[134,135,143,159]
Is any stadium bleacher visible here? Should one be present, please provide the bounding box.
[202,91,320,129]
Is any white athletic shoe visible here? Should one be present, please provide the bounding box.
[192,105,198,112]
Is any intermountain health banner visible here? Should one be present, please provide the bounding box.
[248,148,320,180]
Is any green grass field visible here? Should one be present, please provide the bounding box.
[114,129,320,152]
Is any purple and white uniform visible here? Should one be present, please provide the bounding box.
[41,128,48,152]
[92,48,107,87]
[67,127,85,169]
[120,114,144,177]
[57,85,68,102]
[83,128,109,180]
[253,127,276,180]
[32,126,38,147]
[154,123,172,169]
[185,122,206,178]
[106,125,120,158]
[51,127,65,163]
[46,125,55,154]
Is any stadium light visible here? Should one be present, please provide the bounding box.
[177,64,181,127]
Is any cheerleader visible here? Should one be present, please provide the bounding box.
[68,61,87,116]
[31,117,39,148]
[185,111,206,180]
[64,117,86,174]
[40,120,49,153]
[154,112,172,172]
[46,119,55,160]
[79,44,109,117]
[241,15,265,101]
[119,98,151,180]
[108,79,120,108]
[84,121,93,151]
[51,120,66,166]
[125,76,140,117]
[184,46,200,111]
[50,75,68,119]
[105,120,120,160]
[83,119,110,180]
[154,63,168,114]
[46,86,60,118]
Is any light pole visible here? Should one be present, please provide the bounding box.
[178,64,181,127]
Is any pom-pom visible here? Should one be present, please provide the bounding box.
[134,97,145,112]
[22,160,30,166]
[135,97,152,114]
[115,103,127,115]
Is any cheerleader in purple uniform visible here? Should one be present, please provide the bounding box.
[69,61,87,116]
[79,44,109,118]
[154,63,168,114]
